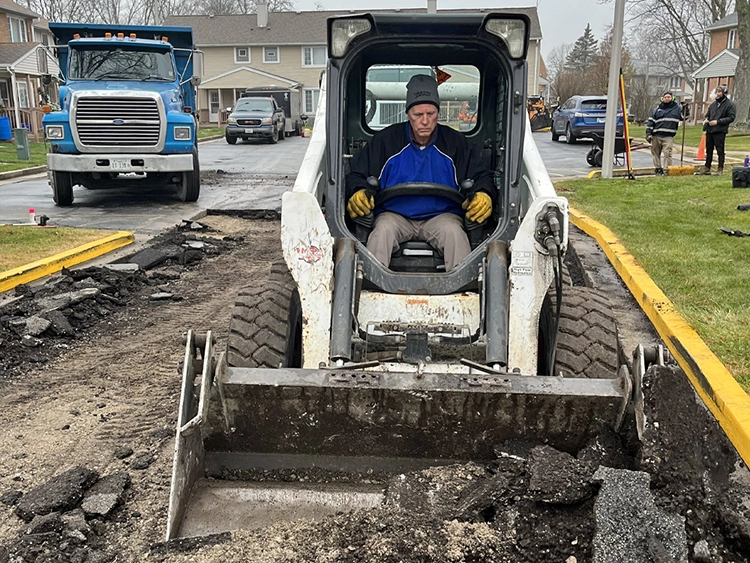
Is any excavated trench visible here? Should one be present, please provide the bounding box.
[0,216,748,563]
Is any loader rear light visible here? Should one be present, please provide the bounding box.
[485,18,527,59]
[330,18,371,57]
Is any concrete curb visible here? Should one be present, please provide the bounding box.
[569,207,750,465]
[0,230,135,294]
[586,165,701,179]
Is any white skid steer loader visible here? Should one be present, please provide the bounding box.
[166,12,646,540]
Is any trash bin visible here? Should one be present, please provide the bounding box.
[0,116,11,141]
[14,128,30,160]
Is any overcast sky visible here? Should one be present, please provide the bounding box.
[293,0,617,59]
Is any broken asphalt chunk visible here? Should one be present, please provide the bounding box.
[15,467,99,522]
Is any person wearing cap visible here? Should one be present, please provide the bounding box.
[645,91,685,175]
[345,74,494,272]
[697,84,736,175]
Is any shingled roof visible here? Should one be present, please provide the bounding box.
[165,7,542,46]
[0,0,40,18]
[0,42,40,66]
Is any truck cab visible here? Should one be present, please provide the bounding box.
[42,23,203,206]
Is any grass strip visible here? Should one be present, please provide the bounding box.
[0,225,111,272]
[557,174,750,389]
[628,124,750,153]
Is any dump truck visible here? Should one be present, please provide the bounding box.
[167,12,648,540]
[42,23,203,206]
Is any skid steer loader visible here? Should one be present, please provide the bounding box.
[167,12,640,540]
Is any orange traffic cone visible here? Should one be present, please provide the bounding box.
[697,133,706,161]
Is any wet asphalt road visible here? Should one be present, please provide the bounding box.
[0,131,694,235]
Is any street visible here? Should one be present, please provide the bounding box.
[0,131,691,235]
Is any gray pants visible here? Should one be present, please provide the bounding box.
[367,212,471,272]
[651,135,674,169]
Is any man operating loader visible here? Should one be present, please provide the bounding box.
[345,74,495,272]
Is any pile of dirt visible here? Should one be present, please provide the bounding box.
[0,217,748,563]
[0,228,242,381]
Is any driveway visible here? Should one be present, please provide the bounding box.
[0,137,308,235]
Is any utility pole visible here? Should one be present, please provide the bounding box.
[602,0,626,179]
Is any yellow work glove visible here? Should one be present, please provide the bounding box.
[462,192,492,223]
[347,189,375,218]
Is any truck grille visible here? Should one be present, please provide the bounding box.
[237,119,262,126]
[74,97,162,147]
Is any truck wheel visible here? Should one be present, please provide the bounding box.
[269,126,279,144]
[539,286,619,379]
[51,171,74,206]
[226,135,237,145]
[227,261,302,369]
[178,147,200,203]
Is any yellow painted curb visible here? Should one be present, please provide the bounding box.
[569,207,750,464]
[0,231,135,294]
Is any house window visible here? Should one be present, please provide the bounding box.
[9,17,27,43]
[17,82,29,109]
[304,88,320,114]
[0,81,9,108]
[234,47,250,63]
[670,76,681,89]
[302,46,326,67]
[728,29,737,49]
[263,46,279,63]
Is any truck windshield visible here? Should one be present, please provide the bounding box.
[69,47,176,81]
[234,99,274,112]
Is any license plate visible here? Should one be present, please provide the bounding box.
[245,128,254,134]
[597,118,606,123]
[110,158,130,170]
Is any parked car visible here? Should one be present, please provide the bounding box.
[551,95,623,144]
[225,97,286,144]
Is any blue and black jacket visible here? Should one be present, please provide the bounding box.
[346,122,495,220]
[646,101,684,138]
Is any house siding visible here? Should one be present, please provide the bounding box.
[710,30,729,58]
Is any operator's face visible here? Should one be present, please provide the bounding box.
[407,103,439,146]
[663,94,672,103]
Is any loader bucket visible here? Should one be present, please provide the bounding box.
[167,333,632,540]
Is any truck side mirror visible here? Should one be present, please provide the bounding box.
[190,75,201,87]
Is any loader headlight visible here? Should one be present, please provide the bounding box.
[45,125,64,140]
[486,18,527,59]
[174,126,192,141]
[330,18,371,57]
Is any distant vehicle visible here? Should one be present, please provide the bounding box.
[241,86,306,137]
[551,95,624,144]
[225,96,285,144]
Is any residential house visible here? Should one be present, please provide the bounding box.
[0,0,58,139]
[692,12,739,118]
[165,3,544,127]
[628,59,693,123]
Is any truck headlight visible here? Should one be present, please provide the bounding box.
[45,125,64,140]
[174,126,192,141]
[227,117,237,125]
[261,117,272,125]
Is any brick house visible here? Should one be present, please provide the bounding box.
[165,3,544,127]
[0,0,58,139]
[691,12,740,118]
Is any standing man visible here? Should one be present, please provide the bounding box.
[645,91,683,175]
[697,85,736,175]
[346,74,494,272]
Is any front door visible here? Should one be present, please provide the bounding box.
[209,90,219,123]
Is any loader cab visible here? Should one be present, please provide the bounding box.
[325,13,530,294]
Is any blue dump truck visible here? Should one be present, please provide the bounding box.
[42,23,203,206]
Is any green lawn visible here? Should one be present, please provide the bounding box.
[198,127,224,138]
[628,124,750,153]
[0,226,111,272]
[0,140,48,172]
[557,175,750,389]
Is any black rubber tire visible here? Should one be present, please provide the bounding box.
[551,127,560,142]
[227,262,302,369]
[565,124,577,144]
[269,126,279,144]
[177,147,200,202]
[586,148,597,167]
[226,135,237,145]
[51,171,74,206]
[539,286,619,379]
[295,123,302,136]
[594,149,604,167]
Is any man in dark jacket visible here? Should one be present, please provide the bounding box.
[697,84,736,175]
[646,91,684,175]
[346,74,494,272]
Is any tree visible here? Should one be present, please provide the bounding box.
[588,27,634,95]
[733,2,750,127]
[565,24,598,73]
